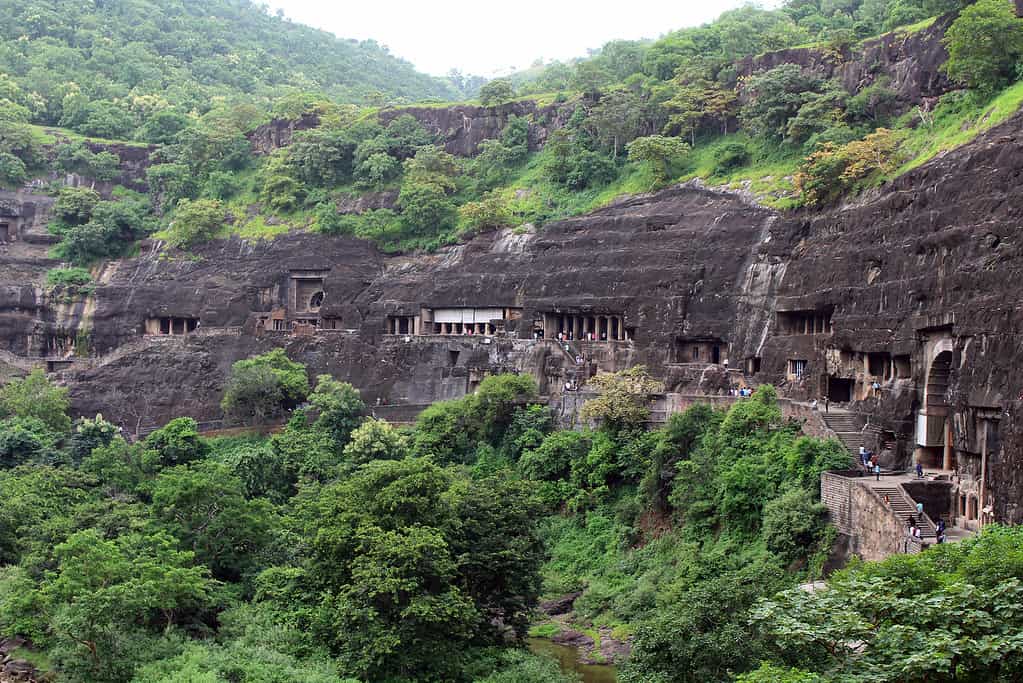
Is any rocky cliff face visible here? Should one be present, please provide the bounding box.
[739,14,955,110]
[249,113,322,155]
[378,100,573,157]
[3,107,1017,525]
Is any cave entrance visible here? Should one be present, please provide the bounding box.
[826,376,853,403]
[0,223,8,242]
[918,348,954,470]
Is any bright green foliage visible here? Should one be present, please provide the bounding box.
[458,191,513,233]
[53,187,101,226]
[0,417,58,468]
[736,664,824,683]
[0,369,71,433]
[620,563,787,683]
[520,430,591,483]
[149,462,274,581]
[0,152,25,186]
[943,0,1023,94]
[355,151,401,188]
[220,349,309,425]
[397,145,460,236]
[11,529,217,683]
[786,85,848,146]
[290,457,544,681]
[761,487,829,564]
[474,649,578,683]
[580,366,663,433]
[137,110,193,145]
[45,268,93,301]
[342,418,408,465]
[55,142,121,181]
[542,127,618,191]
[307,375,365,449]
[412,374,538,464]
[740,65,827,141]
[0,121,41,170]
[751,525,1023,682]
[258,151,304,212]
[167,198,226,248]
[626,135,690,183]
[67,414,119,465]
[479,79,516,106]
[143,417,209,469]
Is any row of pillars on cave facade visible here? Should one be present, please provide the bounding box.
[433,322,497,336]
[546,313,628,341]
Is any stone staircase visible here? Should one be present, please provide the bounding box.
[875,485,937,540]
[821,410,865,458]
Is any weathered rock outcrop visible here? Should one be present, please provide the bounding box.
[4,89,1023,530]
[378,100,574,156]
[739,14,956,109]
[249,113,321,155]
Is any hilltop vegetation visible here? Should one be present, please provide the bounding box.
[2,0,1023,264]
[0,0,457,137]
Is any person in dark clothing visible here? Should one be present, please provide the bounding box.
[874,463,881,481]
[916,461,924,478]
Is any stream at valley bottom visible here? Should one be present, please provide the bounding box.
[527,638,618,683]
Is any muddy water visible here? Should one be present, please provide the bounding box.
[527,638,618,683]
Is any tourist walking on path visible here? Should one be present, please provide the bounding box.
[874,463,881,481]
[916,461,924,478]
[824,397,830,413]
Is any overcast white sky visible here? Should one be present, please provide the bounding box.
[268,0,778,77]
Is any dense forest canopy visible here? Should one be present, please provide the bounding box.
[4,2,1023,682]
[0,0,458,129]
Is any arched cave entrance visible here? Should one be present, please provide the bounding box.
[918,349,954,470]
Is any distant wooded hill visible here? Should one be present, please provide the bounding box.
[0,0,458,128]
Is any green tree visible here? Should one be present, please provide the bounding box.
[580,366,663,433]
[150,461,275,581]
[37,530,216,682]
[342,418,408,465]
[740,64,826,141]
[458,192,512,234]
[143,417,209,469]
[52,187,101,227]
[627,135,690,183]
[221,349,310,425]
[0,369,71,433]
[307,375,364,449]
[943,0,1023,94]
[479,79,516,106]
[0,152,26,186]
[68,414,120,465]
[354,151,400,188]
[761,487,829,564]
[167,198,226,248]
